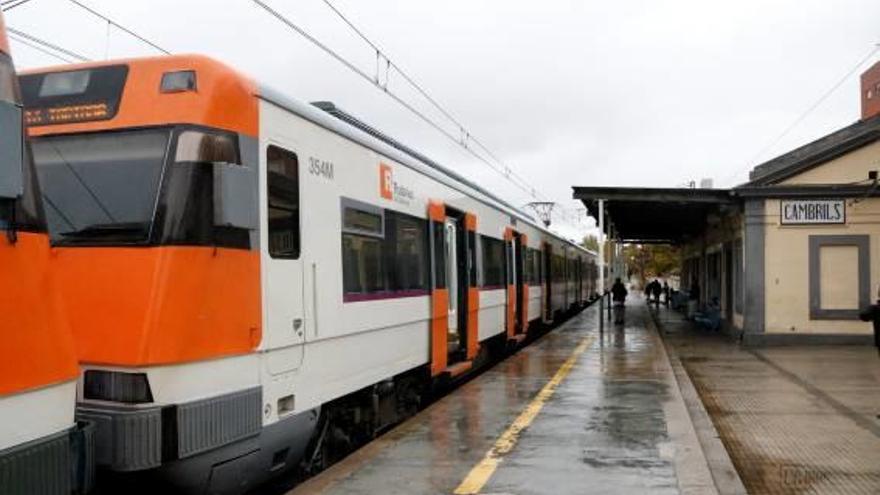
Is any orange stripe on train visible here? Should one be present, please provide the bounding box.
[0,232,79,396]
[24,55,259,138]
[52,246,261,366]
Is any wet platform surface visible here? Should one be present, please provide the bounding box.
[288,299,714,495]
[657,307,880,494]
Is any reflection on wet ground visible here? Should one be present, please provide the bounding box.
[290,300,709,495]
[658,307,880,494]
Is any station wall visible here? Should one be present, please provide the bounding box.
[760,152,880,336]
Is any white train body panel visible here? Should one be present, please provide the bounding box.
[0,380,76,451]
[253,97,595,422]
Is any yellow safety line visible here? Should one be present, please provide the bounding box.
[453,334,596,495]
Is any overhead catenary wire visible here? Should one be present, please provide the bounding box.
[64,0,170,55]
[320,0,542,200]
[9,0,580,229]
[725,42,880,185]
[8,32,75,63]
[249,0,544,202]
[7,27,91,62]
[1,0,36,12]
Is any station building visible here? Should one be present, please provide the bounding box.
[574,62,880,345]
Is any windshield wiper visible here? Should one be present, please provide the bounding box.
[59,222,146,238]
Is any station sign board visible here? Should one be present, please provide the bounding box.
[780,199,845,225]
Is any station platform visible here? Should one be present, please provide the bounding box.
[287,299,721,495]
[656,306,880,494]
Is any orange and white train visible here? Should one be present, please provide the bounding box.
[0,12,93,495]
[21,54,597,493]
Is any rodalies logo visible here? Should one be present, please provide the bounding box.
[378,163,414,205]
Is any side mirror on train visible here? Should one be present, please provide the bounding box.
[213,162,257,231]
[0,100,24,200]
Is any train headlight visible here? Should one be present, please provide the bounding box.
[83,370,154,404]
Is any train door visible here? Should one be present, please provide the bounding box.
[445,218,460,355]
[578,257,585,304]
[262,141,306,374]
[562,249,569,310]
[429,202,477,378]
[543,244,552,321]
[505,228,526,341]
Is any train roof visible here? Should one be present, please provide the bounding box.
[258,86,588,252]
[21,54,589,253]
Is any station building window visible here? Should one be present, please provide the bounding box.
[808,235,870,320]
[266,145,300,259]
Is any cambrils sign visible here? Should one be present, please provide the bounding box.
[780,199,845,225]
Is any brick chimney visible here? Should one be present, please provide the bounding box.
[862,61,880,120]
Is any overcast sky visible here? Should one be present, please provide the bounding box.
[5,0,880,241]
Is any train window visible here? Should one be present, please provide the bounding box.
[39,70,90,97]
[21,65,128,126]
[341,207,428,298]
[33,129,170,244]
[468,231,478,287]
[480,235,505,288]
[266,145,300,259]
[532,248,542,284]
[175,130,239,164]
[524,249,533,284]
[391,212,428,291]
[432,222,446,289]
[342,234,387,294]
[343,208,383,237]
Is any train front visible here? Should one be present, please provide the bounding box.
[0,12,94,495]
[20,55,293,492]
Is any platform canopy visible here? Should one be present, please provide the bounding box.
[572,186,736,244]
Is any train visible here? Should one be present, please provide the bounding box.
[18,54,598,494]
[0,11,93,495]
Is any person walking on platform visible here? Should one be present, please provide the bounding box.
[651,279,662,307]
[858,285,880,353]
[611,277,628,324]
[663,281,670,307]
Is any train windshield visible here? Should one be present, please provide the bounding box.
[32,129,170,244]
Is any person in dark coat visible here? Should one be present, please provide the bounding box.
[651,279,662,306]
[612,278,628,303]
[858,286,880,351]
[611,278,628,324]
[662,281,670,306]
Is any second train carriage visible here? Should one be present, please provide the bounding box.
[22,54,596,493]
[0,11,93,495]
